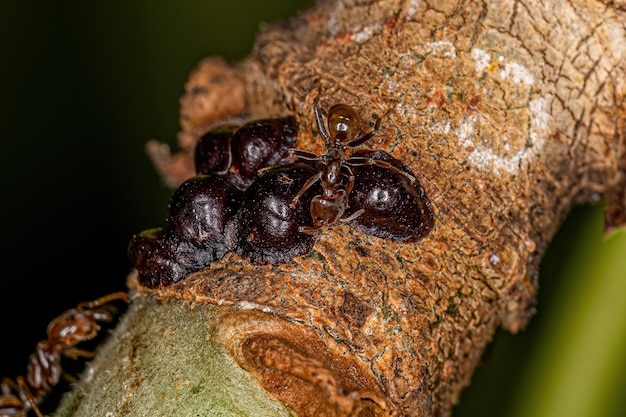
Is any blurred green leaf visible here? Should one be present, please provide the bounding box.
[454,203,626,417]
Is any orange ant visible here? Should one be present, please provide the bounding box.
[0,291,129,417]
[261,102,415,234]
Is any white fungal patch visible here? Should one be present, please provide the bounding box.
[499,61,535,86]
[457,50,551,175]
[471,48,491,74]
[406,0,421,20]
[457,114,526,174]
[456,115,477,149]
[529,96,551,136]
[412,40,458,57]
[455,94,551,174]
[526,95,550,156]
[471,48,536,85]
[392,46,549,177]
[350,22,382,43]
[432,40,457,58]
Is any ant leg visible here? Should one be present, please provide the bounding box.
[338,165,364,222]
[298,224,323,234]
[340,208,364,223]
[17,377,43,417]
[288,149,320,162]
[313,102,331,147]
[347,157,416,183]
[341,165,356,197]
[256,149,319,176]
[371,159,416,182]
[76,291,129,312]
[63,347,97,360]
[290,173,321,208]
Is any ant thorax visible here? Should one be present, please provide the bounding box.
[321,157,343,190]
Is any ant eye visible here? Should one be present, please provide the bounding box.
[345,151,434,242]
[235,163,320,264]
[195,124,238,175]
[228,116,298,190]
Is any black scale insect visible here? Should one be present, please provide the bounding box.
[194,117,298,191]
[128,117,299,287]
[128,104,433,288]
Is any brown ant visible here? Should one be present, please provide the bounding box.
[261,102,415,234]
[0,291,129,417]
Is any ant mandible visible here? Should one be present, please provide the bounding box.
[0,291,129,417]
[263,102,415,234]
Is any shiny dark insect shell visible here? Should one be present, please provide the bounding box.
[194,124,238,175]
[234,163,321,265]
[343,150,434,242]
[129,175,242,288]
[127,228,188,288]
[194,116,298,190]
[163,174,241,258]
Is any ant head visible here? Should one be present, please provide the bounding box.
[327,104,361,142]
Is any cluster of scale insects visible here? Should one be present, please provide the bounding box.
[0,292,128,417]
[0,103,433,416]
[128,103,434,288]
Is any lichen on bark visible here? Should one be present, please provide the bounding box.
[53,1,625,416]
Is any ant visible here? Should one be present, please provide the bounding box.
[0,292,129,417]
[261,102,415,234]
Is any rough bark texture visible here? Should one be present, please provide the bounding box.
[54,0,625,416]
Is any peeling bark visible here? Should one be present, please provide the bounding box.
[53,1,625,416]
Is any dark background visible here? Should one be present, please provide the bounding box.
[0,0,312,380]
[1,2,624,416]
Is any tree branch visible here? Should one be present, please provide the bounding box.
[52,1,626,416]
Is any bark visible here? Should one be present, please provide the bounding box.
[53,0,626,416]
